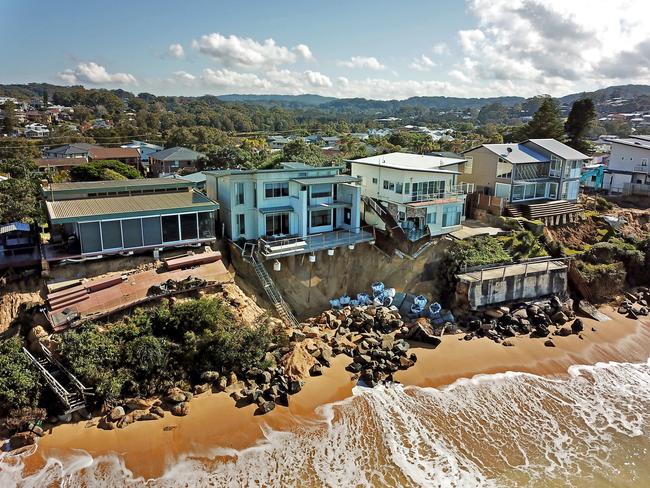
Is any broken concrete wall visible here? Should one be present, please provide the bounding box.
[463,267,568,309]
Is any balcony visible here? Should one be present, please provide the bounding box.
[406,184,474,205]
[633,165,649,174]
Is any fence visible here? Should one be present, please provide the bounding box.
[466,192,505,216]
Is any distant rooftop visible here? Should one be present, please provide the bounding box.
[479,144,549,164]
[525,139,590,160]
[610,137,650,150]
[43,178,194,193]
[149,146,206,161]
[347,152,463,174]
[204,162,342,177]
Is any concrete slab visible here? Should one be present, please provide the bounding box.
[457,260,567,283]
[449,220,504,240]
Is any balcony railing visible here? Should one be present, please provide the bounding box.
[406,183,474,204]
[633,165,649,174]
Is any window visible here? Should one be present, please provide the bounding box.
[310,184,332,198]
[464,157,473,174]
[495,183,511,199]
[396,183,403,194]
[550,155,562,177]
[496,159,513,179]
[642,158,648,166]
[101,220,122,249]
[180,213,198,240]
[344,208,351,225]
[397,211,406,222]
[404,183,410,194]
[79,222,102,253]
[142,217,162,246]
[264,182,289,198]
[265,212,290,236]
[198,212,214,238]
[122,218,143,248]
[310,209,331,227]
[442,205,462,227]
[372,177,378,184]
[235,182,245,205]
[547,182,558,199]
[426,211,436,224]
[383,180,389,190]
[162,215,180,242]
[236,214,246,236]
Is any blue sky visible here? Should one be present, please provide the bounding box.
[2,0,649,99]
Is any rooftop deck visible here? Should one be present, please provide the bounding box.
[457,258,568,283]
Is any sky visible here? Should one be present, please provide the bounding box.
[2,0,649,100]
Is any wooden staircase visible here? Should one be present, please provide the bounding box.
[504,204,524,218]
[521,200,583,220]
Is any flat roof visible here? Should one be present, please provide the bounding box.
[347,152,462,174]
[525,139,590,160]
[46,190,218,223]
[609,138,650,150]
[291,175,360,185]
[44,178,193,193]
[457,260,567,283]
[204,163,343,177]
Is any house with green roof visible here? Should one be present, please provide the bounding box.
[148,146,206,177]
[42,178,219,260]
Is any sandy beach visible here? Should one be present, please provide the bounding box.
[23,307,650,481]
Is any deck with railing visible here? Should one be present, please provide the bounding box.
[406,183,474,205]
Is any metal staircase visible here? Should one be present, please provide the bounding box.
[23,344,92,414]
[242,243,300,328]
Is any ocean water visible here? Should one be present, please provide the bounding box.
[1,359,649,488]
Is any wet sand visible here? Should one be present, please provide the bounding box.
[26,308,650,480]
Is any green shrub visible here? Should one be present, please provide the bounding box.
[595,196,614,211]
[0,338,42,413]
[70,160,141,181]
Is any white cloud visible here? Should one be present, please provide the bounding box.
[173,70,196,83]
[192,33,313,69]
[202,68,271,89]
[338,56,386,70]
[304,70,332,87]
[58,62,137,85]
[431,42,450,55]
[452,0,650,96]
[168,43,185,59]
[409,54,436,71]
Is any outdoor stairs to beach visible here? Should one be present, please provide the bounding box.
[243,245,299,328]
[23,344,91,414]
[505,204,524,218]
[506,200,583,220]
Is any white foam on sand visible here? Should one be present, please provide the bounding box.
[2,358,649,488]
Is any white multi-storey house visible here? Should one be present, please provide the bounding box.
[605,135,650,191]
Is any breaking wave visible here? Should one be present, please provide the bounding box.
[2,359,649,487]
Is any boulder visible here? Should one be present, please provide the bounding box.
[256,401,276,415]
[303,326,320,338]
[109,406,126,422]
[578,300,610,322]
[170,402,190,417]
[544,339,556,348]
[116,414,135,429]
[166,387,187,404]
[193,383,210,395]
[551,311,569,325]
[27,325,48,343]
[405,322,441,347]
[150,406,165,418]
[485,309,504,319]
[291,330,306,342]
[287,379,303,394]
[570,319,584,334]
[97,417,116,430]
[502,340,514,347]
[201,371,220,382]
[217,376,228,392]
[9,432,37,450]
[227,372,238,386]
[309,363,323,376]
[398,357,415,369]
[556,327,572,337]
[124,398,151,411]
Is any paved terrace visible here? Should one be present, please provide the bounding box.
[457,259,567,283]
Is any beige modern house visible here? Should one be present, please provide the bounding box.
[460,139,589,222]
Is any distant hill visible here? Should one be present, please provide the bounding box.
[559,84,650,104]
[217,94,336,106]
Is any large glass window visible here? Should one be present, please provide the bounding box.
[495,183,511,199]
[442,205,462,227]
[142,217,162,246]
[235,182,245,205]
[512,185,525,201]
[265,212,290,236]
[79,222,101,253]
[198,212,214,238]
[550,155,562,177]
[180,213,198,240]
[310,209,331,227]
[236,214,246,236]
[264,182,289,198]
[310,184,332,198]
[162,215,180,242]
[122,218,143,248]
[101,220,122,249]
[496,159,513,179]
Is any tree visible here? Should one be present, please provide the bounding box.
[42,90,49,107]
[0,337,42,413]
[477,103,508,124]
[0,178,42,224]
[565,98,596,152]
[2,100,18,134]
[282,139,327,166]
[518,98,564,140]
[69,160,141,181]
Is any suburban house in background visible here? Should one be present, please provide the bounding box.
[604,135,650,192]
[205,162,373,259]
[121,140,164,171]
[24,122,50,138]
[44,143,96,159]
[267,136,292,150]
[348,152,473,241]
[41,178,218,261]
[87,146,142,172]
[148,146,206,177]
[460,139,589,224]
[42,143,143,173]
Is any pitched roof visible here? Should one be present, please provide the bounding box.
[163,172,206,184]
[480,144,548,164]
[149,146,205,161]
[46,143,98,156]
[44,178,193,193]
[610,137,650,150]
[524,139,590,160]
[347,152,463,174]
[89,147,140,160]
[45,190,218,223]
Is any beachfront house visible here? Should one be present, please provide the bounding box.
[605,135,650,193]
[41,179,219,261]
[347,152,472,241]
[204,162,373,259]
[460,139,589,223]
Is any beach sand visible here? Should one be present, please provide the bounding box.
[25,307,650,480]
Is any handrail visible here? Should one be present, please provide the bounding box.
[406,185,472,203]
[459,256,571,274]
[258,225,374,255]
[23,347,72,407]
[39,344,91,393]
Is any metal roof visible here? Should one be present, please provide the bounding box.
[347,152,462,174]
[525,139,590,160]
[44,178,193,193]
[259,205,294,214]
[609,138,650,150]
[149,146,205,161]
[481,144,549,164]
[291,175,360,185]
[46,191,219,223]
[0,222,30,234]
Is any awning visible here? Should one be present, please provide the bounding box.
[291,175,360,185]
[259,206,294,214]
[0,222,30,234]
[308,202,351,210]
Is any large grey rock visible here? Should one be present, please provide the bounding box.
[171,402,190,416]
[109,406,126,421]
[578,300,610,322]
